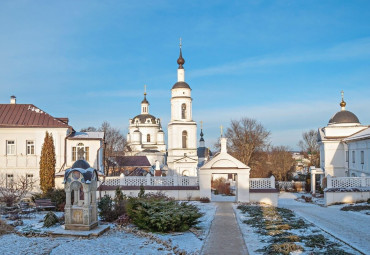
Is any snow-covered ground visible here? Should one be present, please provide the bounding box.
[211,193,236,202]
[0,202,217,255]
[279,192,370,254]
[233,202,362,255]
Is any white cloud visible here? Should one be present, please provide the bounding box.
[189,37,370,78]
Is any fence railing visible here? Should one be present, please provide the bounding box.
[250,176,275,189]
[278,181,306,191]
[103,174,199,187]
[103,174,275,189]
[327,175,370,189]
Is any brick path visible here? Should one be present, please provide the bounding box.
[201,202,248,255]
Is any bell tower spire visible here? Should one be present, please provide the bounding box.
[340,90,346,111]
[141,84,149,114]
[177,38,185,82]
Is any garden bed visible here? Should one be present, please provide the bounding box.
[0,201,216,254]
[234,204,361,255]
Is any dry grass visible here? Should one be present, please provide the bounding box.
[0,219,14,236]
[268,242,303,255]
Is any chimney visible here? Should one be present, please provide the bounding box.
[10,95,16,104]
[220,137,227,154]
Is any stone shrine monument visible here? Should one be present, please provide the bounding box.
[63,160,98,230]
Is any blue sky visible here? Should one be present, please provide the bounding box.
[1,1,370,150]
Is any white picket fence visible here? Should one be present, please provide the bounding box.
[327,175,370,189]
[103,174,275,189]
[250,176,275,189]
[103,174,199,187]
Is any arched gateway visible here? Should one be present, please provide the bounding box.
[199,138,251,202]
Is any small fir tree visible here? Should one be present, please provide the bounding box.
[39,131,56,194]
[138,184,145,198]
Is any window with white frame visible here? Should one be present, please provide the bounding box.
[72,143,89,161]
[6,140,15,155]
[26,174,34,188]
[361,151,364,164]
[27,140,35,155]
[352,151,355,163]
[6,174,14,188]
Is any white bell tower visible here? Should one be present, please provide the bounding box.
[167,39,198,176]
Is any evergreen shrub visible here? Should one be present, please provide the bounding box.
[126,196,203,232]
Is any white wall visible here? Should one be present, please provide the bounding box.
[325,191,370,205]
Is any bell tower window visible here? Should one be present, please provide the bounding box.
[182,131,187,148]
[147,134,151,142]
[181,104,187,119]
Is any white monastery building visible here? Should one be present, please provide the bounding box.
[318,92,370,177]
[167,44,199,177]
[0,96,104,191]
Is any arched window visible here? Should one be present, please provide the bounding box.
[147,134,151,142]
[181,103,187,119]
[72,143,89,161]
[182,170,189,176]
[182,131,187,148]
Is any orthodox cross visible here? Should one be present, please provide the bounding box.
[200,120,203,129]
[341,90,344,100]
[144,84,147,96]
[220,125,223,137]
[179,37,182,49]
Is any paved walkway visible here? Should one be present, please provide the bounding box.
[279,192,370,254]
[201,202,248,255]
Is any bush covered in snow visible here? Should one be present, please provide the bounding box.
[126,196,203,232]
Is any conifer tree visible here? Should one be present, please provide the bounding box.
[39,131,56,194]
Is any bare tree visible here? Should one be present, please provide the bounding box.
[224,117,270,177]
[298,129,320,167]
[81,122,127,175]
[80,126,97,132]
[0,175,37,207]
[268,146,295,181]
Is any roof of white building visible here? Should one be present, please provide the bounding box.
[344,127,370,142]
[0,104,71,128]
[67,131,104,140]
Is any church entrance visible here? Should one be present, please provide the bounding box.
[211,173,237,202]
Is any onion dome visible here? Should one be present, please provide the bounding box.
[177,48,185,69]
[141,93,149,104]
[328,91,360,124]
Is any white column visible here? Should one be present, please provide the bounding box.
[360,173,366,187]
[146,174,151,186]
[120,173,125,186]
[311,172,316,194]
[326,174,332,189]
[270,175,275,188]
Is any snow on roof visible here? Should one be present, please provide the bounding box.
[344,127,370,142]
[68,131,104,140]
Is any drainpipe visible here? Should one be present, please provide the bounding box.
[58,129,72,172]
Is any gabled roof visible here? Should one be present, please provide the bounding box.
[201,151,250,170]
[68,131,104,140]
[344,127,370,142]
[0,104,71,128]
[109,156,151,167]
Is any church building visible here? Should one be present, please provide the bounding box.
[318,92,369,177]
[126,88,166,165]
